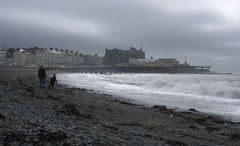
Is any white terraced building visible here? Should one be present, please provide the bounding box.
[0,49,6,65]
[11,48,84,67]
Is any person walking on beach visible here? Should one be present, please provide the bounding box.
[48,74,57,90]
[38,65,46,89]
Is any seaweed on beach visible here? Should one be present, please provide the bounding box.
[63,103,81,116]
[117,121,142,127]
[3,131,27,145]
[37,131,68,143]
[114,99,137,106]
[54,103,93,120]
[230,133,240,140]
[3,131,68,146]
[47,94,61,100]
[25,85,34,92]
[0,113,6,120]
[165,140,187,146]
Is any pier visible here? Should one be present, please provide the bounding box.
[47,66,211,74]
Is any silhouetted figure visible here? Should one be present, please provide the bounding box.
[48,74,57,90]
[38,66,46,89]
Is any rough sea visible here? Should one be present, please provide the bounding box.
[58,73,240,121]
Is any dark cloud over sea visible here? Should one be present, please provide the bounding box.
[0,0,240,72]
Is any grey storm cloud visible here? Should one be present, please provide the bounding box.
[0,0,240,72]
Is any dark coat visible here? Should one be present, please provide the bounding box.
[38,68,46,79]
[50,76,57,84]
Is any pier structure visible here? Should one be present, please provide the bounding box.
[48,66,211,74]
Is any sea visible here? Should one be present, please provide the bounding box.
[57,73,240,121]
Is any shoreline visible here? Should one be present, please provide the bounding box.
[1,68,240,145]
[57,72,240,123]
[62,82,239,123]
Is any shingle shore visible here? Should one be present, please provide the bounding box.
[0,67,240,146]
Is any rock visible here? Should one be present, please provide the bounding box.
[0,113,6,120]
[103,125,119,131]
[153,105,167,110]
[166,140,187,146]
[25,86,34,92]
[102,94,112,96]
[105,108,113,112]
[3,131,26,145]
[37,131,68,143]
[188,108,199,112]
[189,125,198,129]
[195,118,207,125]
[115,99,136,106]
[47,95,60,100]
[152,105,168,111]
[117,121,141,127]
[205,126,219,132]
[230,133,240,140]
[63,103,80,116]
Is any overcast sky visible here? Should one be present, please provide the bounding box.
[0,0,240,72]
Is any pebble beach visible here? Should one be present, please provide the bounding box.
[0,67,240,146]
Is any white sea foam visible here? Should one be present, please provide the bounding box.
[58,73,240,121]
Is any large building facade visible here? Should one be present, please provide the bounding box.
[104,47,145,66]
[0,49,6,65]
[5,47,103,67]
[83,55,104,66]
[31,48,84,67]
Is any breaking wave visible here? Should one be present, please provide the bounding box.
[58,73,240,121]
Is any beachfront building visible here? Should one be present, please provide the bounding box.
[6,47,106,67]
[0,49,6,65]
[6,47,85,67]
[83,55,104,66]
[33,48,85,67]
[129,58,180,67]
[32,48,83,67]
[104,47,145,66]
[156,58,180,67]
[11,49,29,65]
